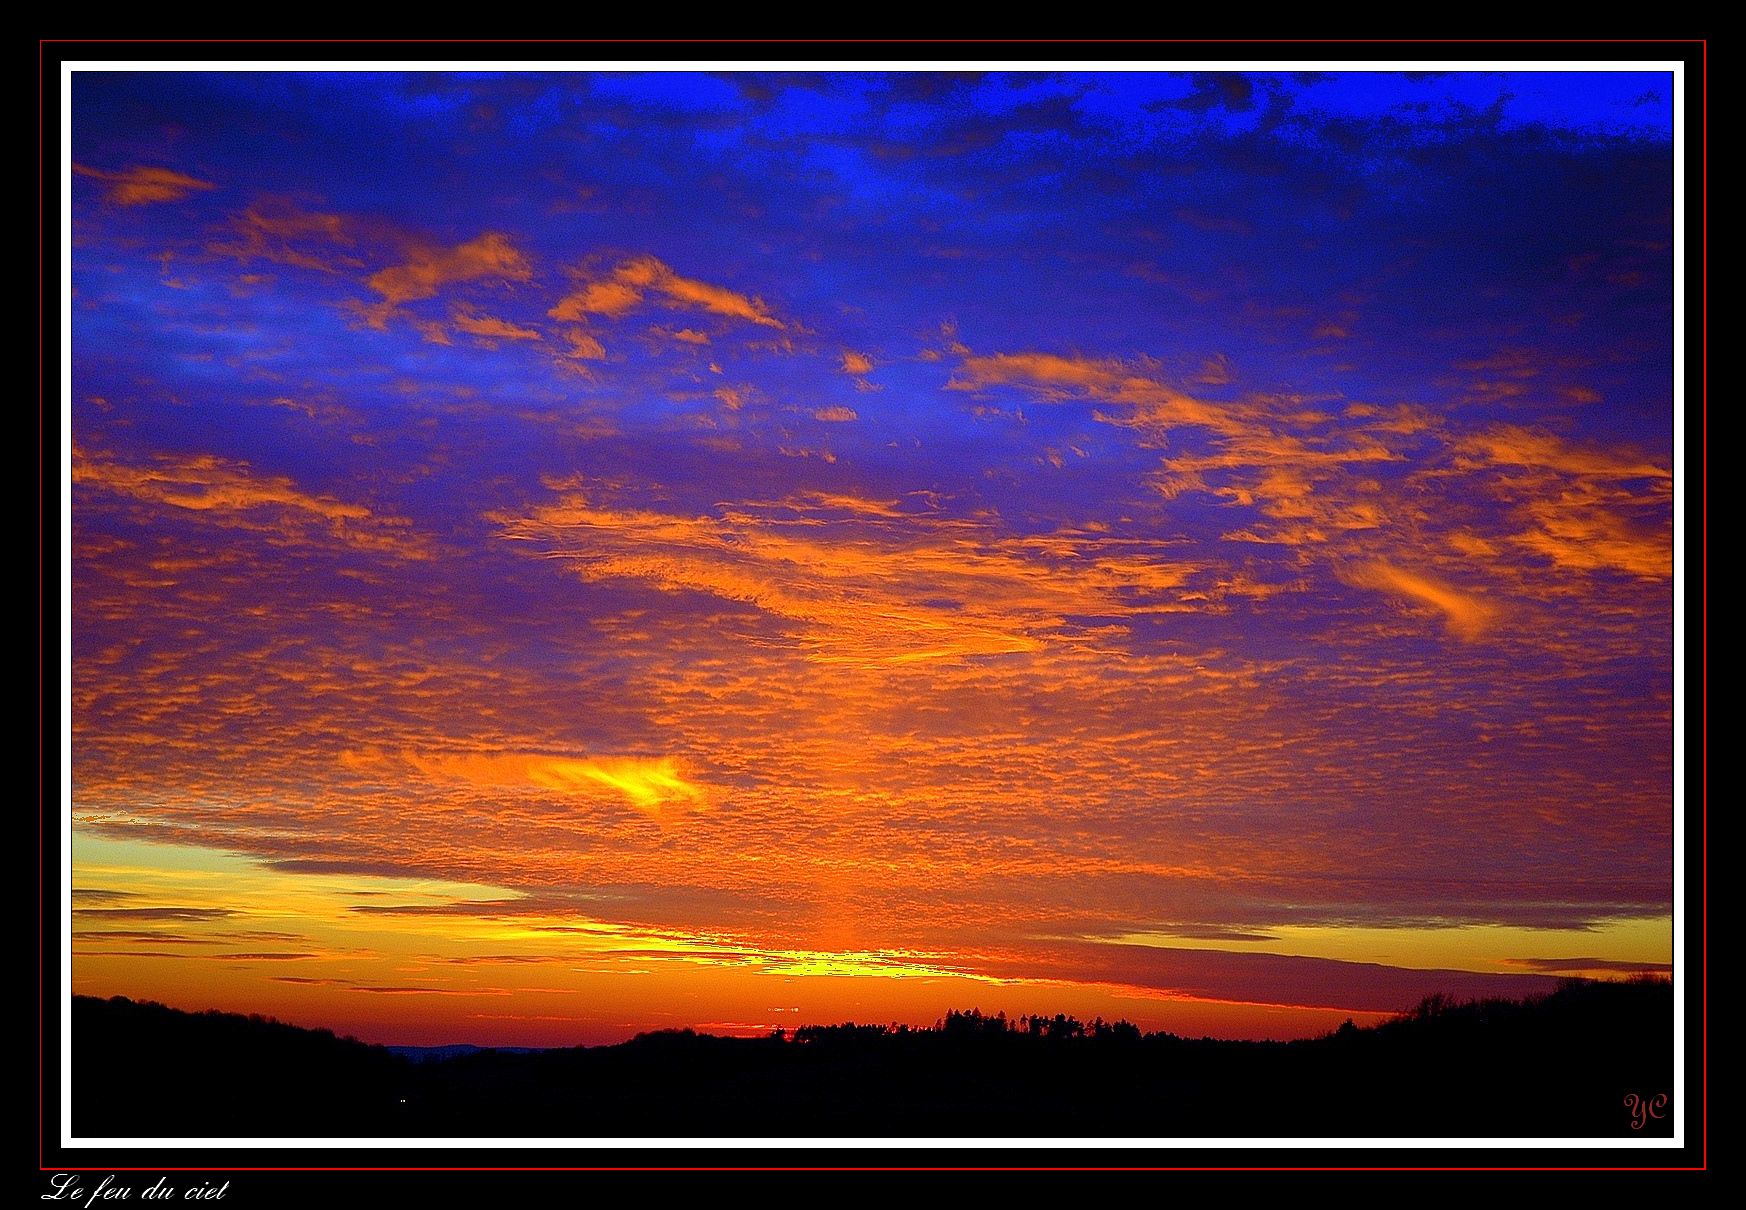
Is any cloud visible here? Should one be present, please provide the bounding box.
[1503,957,1672,973]
[73,447,433,559]
[261,859,443,878]
[841,350,874,375]
[549,279,643,320]
[363,232,532,325]
[1452,427,1671,579]
[562,328,607,360]
[946,347,1665,642]
[1510,497,1670,579]
[952,351,1137,396]
[75,163,215,205]
[72,906,236,921]
[71,888,136,903]
[491,484,1207,667]
[1446,532,1501,557]
[212,200,361,272]
[451,307,542,341]
[1457,426,1670,480]
[271,976,497,996]
[75,448,366,521]
[561,758,706,810]
[1343,561,1499,640]
[983,939,1561,1014]
[1195,353,1234,385]
[948,351,1242,434]
[1147,925,1281,942]
[813,406,857,422]
[376,750,709,814]
[950,351,1438,571]
[549,255,785,329]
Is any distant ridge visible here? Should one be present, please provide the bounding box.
[387,1044,552,1063]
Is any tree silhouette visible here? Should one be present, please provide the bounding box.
[72,978,1675,1138]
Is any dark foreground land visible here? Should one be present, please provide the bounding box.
[72,979,1673,1138]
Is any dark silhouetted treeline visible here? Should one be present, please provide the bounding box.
[72,977,1673,1137]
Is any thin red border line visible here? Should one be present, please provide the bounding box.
[1700,34,1709,1174]
[44,42,1704,1173]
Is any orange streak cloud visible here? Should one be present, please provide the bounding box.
[549,255,785,329]
[492,488,1203,666]
[1457,425,1670,480]
[562,328,607,360]
[75,164,216,206]
[73,447,431,559]
[380,751,708,814]
[1344,561,1499,641]
[451,308,542,341]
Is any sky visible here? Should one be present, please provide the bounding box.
[67,68,1677,1047]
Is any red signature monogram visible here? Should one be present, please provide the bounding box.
[1623,1092,1669,1130]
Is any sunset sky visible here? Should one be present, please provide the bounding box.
[67,68,1677,1047]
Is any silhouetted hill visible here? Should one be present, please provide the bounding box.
[72,978,1673,1137]
[73,995,409,1136]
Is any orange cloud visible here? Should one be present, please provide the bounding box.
[398,751,708,814]
[1196,353,1234,385]
[212,201,361,272]
[950,351,1241,435]
[1457,426,1669,480]
[952,351,1135,395]
[363,232,532,325]
[1447,532,1501,558]
[549,279,642,320]
[562,328,607,360]
[491,488,1207,666]
[1447,426,1670,580]
[75,164,215,206]
[814,406,858,422]
[548,256,785,329]
[786,491,909,517]
[75,448,367,522]
[841,351,874,375]
[1343,561,1499,641]
[451,308,542,341]
[654,269,783,328]
[1511,494,1671,579]
[73,447,431,559]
